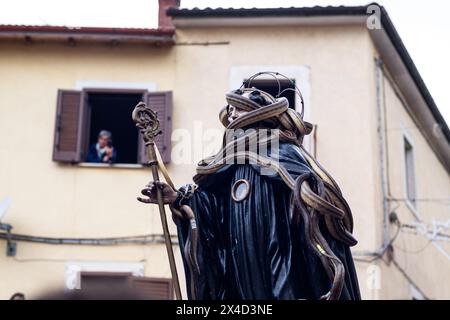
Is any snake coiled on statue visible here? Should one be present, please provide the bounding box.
[188,87,358,300]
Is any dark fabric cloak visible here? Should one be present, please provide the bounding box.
[175,142,360,300]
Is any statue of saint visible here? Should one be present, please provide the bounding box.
[139,73,360,300]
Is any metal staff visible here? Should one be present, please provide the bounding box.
[132,101,182,300]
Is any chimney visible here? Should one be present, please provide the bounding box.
[158,0,180,29]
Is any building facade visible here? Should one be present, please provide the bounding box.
[0,1,449,299]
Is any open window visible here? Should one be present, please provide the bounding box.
[52,89,173,165]
[245,79,296,109]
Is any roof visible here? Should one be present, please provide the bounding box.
[167,4,450,148]
[167,5,375,18]
[0,25,175,44]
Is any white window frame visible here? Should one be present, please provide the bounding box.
[402,130,419,217]
[229,65,313,152]
[75,80,157,92]
[65,261,145,290]
[73,80,157,167]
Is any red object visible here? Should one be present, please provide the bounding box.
[158,0,180,29]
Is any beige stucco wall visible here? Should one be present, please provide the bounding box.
[0,42,184,298]
[372,66,450,299]
[0,23,447,299]
[172,25,381,299]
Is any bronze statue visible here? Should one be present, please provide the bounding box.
[134,72,360,300]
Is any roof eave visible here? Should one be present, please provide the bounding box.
[0,26,175,45]
[166,5,370,18]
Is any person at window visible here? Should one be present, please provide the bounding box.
[87,130,117,163]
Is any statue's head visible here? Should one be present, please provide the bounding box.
[219,72,312,142]
[220,87,279,127]
[226,89,272,124]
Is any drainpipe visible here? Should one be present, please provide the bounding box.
[375,57,390,250]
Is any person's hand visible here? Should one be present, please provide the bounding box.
[105,146,113,157]
[137,181,178,205]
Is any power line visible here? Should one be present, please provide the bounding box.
[391,258,429,300]
[12,257,148,264]
[353,215,402,263]
[388,197,450,205]
[394,240,432,254]
[400,215,450,244]
[0,232,179,246]
[353,214,432,298]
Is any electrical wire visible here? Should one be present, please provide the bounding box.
[353,216,402,263]
[391,258,429,300]
[353,211,450,299]
[394,240,432,254]
[0,232,179,246]
[401,224,450,241]
[389,197,450,205]
[12,257,148,264]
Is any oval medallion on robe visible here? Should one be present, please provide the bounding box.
[231,179,251,202]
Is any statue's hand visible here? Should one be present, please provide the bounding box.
[137,181,178,205]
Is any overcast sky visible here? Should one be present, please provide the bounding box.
[1,0,448,124]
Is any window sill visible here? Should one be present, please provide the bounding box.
[405,199,421,220]
[77,162,144,169]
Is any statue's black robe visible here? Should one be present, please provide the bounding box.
[175,143,360,300]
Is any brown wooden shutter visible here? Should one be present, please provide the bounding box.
[132,277,173,300]
[53,89,87,162]
[80,272,133,291]
[138,91,173,164]
[79,272,173,300]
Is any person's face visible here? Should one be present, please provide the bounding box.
[227,105,248,124]
[98,135,110,148]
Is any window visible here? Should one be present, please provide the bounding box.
[88,92,141,164]
[80,272,173,299]
[245,79,296,109]
[404,136,417,207]
[52,89,172,165]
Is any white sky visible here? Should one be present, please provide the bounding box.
[1,0,448,125]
